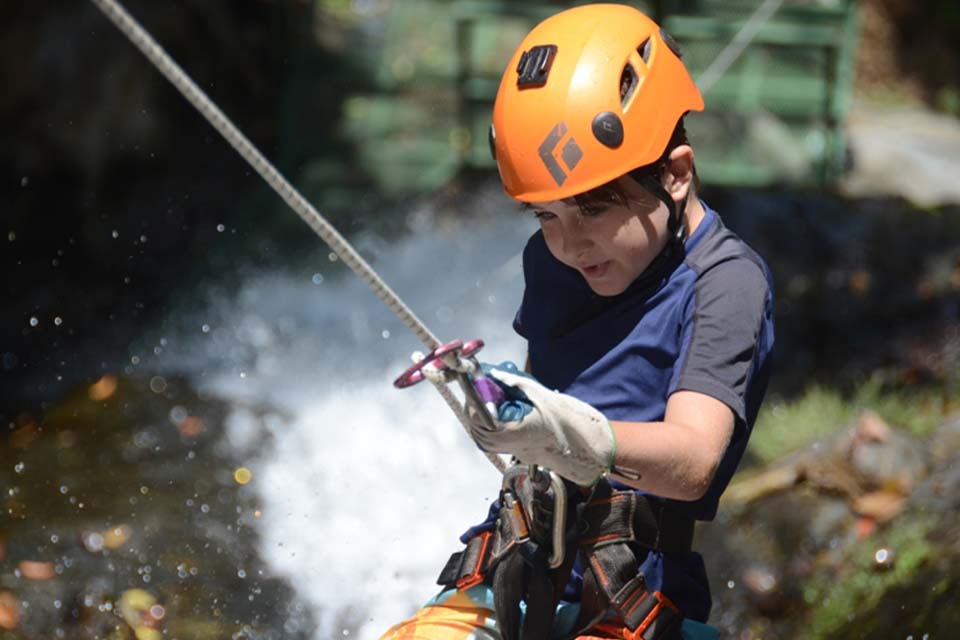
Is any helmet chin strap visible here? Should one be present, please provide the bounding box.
[631,171,689,244]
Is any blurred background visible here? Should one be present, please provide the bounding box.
[2,0,959,638]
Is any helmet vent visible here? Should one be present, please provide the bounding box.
[638,38,652,65]
[619,64,638,107]
[660,28,684,59]
[516,45,558,88]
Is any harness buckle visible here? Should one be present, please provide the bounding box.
[614,589,681,640]
[454,530,494,591]
[592,590,680,640]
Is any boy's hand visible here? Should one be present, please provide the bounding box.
[470,368,615,487]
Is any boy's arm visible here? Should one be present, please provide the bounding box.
[609,390,734,501]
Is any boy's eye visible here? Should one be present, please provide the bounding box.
[533,210,556,221]
[580,203,610,218]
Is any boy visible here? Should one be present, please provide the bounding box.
[382,4,774,639]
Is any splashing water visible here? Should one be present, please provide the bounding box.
[152,207,534,638]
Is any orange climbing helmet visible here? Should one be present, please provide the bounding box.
[490,3,704,202]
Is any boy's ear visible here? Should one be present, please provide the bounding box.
[662,145,696,203]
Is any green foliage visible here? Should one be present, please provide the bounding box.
[750,375,947,464]
[804,516,937,638]
[751,385,854,463]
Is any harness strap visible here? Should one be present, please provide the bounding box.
[571,484,691,640]
[579,491,695,554]
[436,492,531,591]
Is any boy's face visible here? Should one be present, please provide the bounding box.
[530,178,671,297]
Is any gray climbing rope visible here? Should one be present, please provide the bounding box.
[89,0,507,473]
[695,0,787,94]
[89,0,440,352]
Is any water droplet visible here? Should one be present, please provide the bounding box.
[82,532,104,553]
[727,580,735,589]
[216,224,225,232]
[20,177,28,187]
[873,547,895,570]
[234,467,253,485]
[239,371,246,379]
[169,405,188,424]
[131,355,141,365]
[60,485,69,494]
[201,504,210,513]
[29,317,39,327]
[381,329,391,339]
[14,462,24,474]
[328,252,338,262]
[111,230,119,239]
[238,569,246,578]
[7,231,15,242]
[149,376,167,393]
[312,273,324,285]
[53,317,63,326]
[201,324,210,333]
[140,486,149,495]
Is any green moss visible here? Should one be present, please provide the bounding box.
[750,377,949,464]
[805,517,936,638]
[750,385,853,463]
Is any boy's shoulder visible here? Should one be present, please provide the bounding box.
[684,206,772,292]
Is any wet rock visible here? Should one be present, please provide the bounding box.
[851,490,906,523]
[704,409,960,638]
[928,413,960,466]
[740,564,788,617]
[841,410,928,494]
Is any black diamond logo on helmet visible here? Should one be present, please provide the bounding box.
[538,122,582,186]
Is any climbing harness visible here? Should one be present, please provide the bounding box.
[438,464,577,639]
[438,477,694,640]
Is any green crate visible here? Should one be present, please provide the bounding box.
[661,0,860,185]
[331,0,859,196]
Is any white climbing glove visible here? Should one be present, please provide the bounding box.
[470,368,616,487]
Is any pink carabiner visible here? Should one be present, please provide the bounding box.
[392,338,485,389]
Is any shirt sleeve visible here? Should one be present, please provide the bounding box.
[670,258,772,422]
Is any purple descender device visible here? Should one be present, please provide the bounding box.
[392,338,505,427]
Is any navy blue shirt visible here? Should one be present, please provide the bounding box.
[465,203,774,622]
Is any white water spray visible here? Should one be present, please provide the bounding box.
[157,204,534,638]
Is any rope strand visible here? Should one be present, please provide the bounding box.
[89,0,440,351]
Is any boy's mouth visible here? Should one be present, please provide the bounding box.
[581,261,610,279]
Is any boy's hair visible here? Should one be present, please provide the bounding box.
[567,119,697,216]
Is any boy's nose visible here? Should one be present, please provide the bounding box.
[560,221,592,257]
